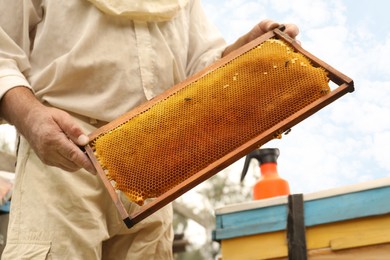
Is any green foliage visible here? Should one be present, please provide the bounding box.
[173,164,254,259]
[198,172,252,208]
[174,245,204,260]
[0,125,16,154]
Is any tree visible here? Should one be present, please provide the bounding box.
[173,160,257,259]
[0,124,16,172]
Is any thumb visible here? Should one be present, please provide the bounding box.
[76,134,90,146]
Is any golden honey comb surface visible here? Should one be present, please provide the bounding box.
[91,39,330,206]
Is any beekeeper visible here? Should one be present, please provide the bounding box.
[0,0,299,258]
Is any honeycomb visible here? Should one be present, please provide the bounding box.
[90,38,330,206]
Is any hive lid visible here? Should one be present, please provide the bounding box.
[215,177,390,215]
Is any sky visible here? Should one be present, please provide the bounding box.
[199,0,390,195]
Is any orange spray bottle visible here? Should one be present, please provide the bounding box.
[241,148,290,200]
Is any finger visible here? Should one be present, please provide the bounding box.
[247,19,280,43]
[58,137,97,174]
[57,152,96,174]
[41,148,81,172]
[56,159,81,172]
[49,109,95,173]
[283,24,300,39]
[258,19,280,33]
[77,134,90,146]
[57,154,96,175]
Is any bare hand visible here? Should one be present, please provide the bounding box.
[0,87,96,174]
[25,106,96,173]
[222,19,300,57]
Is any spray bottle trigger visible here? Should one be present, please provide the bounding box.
[240,149,262,183]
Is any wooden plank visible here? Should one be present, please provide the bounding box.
[214,204,287,240]
[215,177,390,215]
[304,177,390,202]
[330,225,390,250]
[306,214,390,250]
[307,243,390,260]
[270,244,390,260]
[214,186,390,240]
[217,204,287,229]
[219,215,390,260]
[221,231,288,260]
[304,186,390,227]
[215,196,287,215]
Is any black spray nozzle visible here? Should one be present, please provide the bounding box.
[240,148,280,183]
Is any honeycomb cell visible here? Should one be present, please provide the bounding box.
[90,38,330,206]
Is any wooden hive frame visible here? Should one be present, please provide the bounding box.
[85,27,354,228]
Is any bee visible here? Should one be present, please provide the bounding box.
[273,128,292,139]
[320,88,330,94]
[273,130,284,139]
[285,60,290,67]
[184,97,192,101]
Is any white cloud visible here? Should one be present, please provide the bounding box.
[373,131,390,170]
[203,0,268,44]
[356,37,390,80]
[200,0,390,197]
[267,0,340,28]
